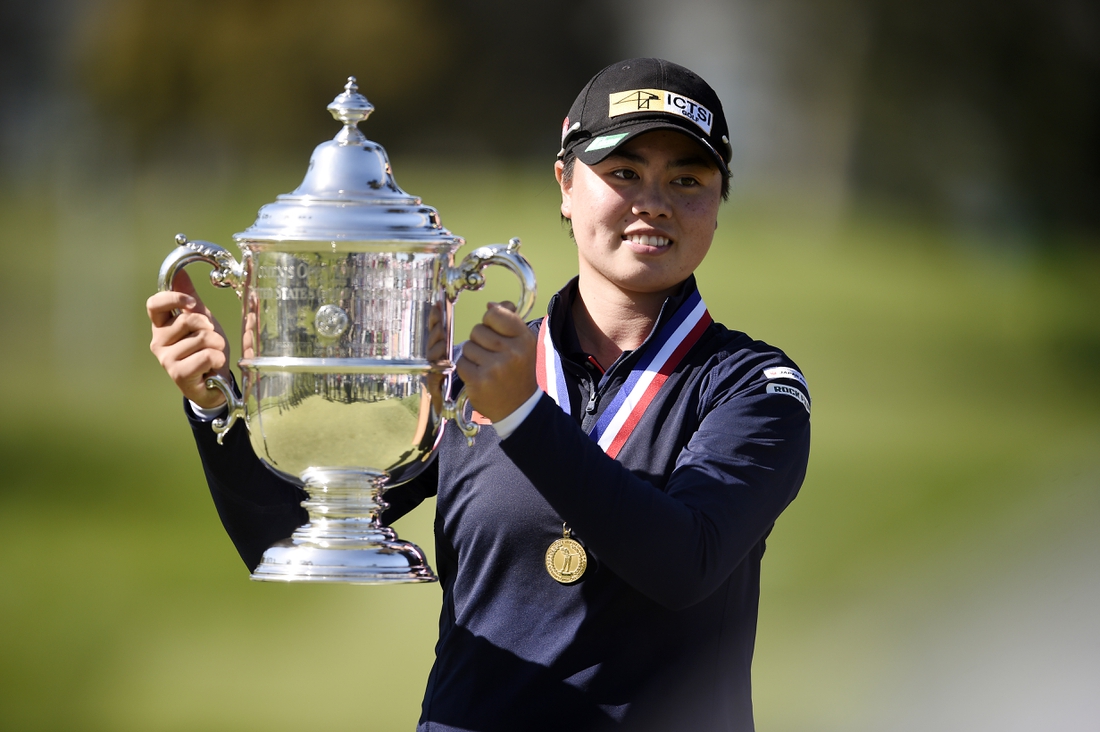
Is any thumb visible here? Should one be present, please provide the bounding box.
[170,269,206,310]
[171,269,199,297]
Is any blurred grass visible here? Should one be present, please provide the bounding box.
[1,161,1098,730]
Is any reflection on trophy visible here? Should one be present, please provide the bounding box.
[157,78,536,584]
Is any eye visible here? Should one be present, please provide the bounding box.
[672,175,700,187]
[610,168,639,181]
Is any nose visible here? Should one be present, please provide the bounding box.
[631,180,672,219]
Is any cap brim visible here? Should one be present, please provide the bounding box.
[571,120,729,176]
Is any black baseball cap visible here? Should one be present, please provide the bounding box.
[558,58,731,176]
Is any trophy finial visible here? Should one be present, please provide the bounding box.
[327,76,374,145]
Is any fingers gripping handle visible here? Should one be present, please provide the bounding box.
[158,233,247,442]
[442,238,538,445]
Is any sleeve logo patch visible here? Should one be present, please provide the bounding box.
[764,366,808,390]
[767,383,811,414]
[608,89,714,135]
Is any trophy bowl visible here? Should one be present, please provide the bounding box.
[157,78,536,584]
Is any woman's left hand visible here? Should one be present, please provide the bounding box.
[456,301,538,422]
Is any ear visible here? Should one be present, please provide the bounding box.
[555,160,572,221]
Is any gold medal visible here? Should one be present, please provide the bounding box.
[545,523,587,584]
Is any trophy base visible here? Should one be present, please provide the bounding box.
[250,467,437,584]
[251,536,437,584]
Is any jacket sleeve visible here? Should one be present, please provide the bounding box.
[187,401,437,572]
[497,372,810,610]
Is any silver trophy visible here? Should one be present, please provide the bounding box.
[158,78,536,584]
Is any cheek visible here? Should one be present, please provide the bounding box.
[574,191,624,233]
[681,197,720,232]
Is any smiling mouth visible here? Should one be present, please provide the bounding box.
[623,234,671,248]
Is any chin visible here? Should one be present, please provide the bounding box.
[617,273,683,296]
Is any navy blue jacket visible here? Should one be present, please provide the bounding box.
[189,277,810,731]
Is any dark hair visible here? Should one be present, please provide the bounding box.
[558,150,731,236]
[560,154,577,239]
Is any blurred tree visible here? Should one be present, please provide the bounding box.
[851,0,1100,234]
[0,0,75,177]
[8,0,1099,237]
[70,0,615,164]
[72,0,451,162]
[405,0,617,158]
[0,1,56,102]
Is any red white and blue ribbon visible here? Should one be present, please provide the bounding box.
[536,313,572,416]
[536,290,712,459]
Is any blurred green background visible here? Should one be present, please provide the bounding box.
[2,1,1098,730]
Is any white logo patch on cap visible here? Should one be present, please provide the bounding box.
[767,383,811,414]
[764,366,808,390]
[585,132,629,153]
[608,89,714,135]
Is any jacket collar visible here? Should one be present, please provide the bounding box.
[543,275,701,378]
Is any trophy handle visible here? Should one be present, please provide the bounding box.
[158,233,246,305]
[158,233,247,442]
[205,374,246,444]
[443,238,537,318]
[442,390,478,445]
[442,237,538,445]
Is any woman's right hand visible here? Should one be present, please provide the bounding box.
[146,270,231,410]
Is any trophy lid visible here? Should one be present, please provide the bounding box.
[236,78,457,246]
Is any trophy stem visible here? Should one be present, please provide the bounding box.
[251,467,437,584]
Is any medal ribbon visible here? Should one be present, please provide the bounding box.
[536,313,572,416]
[536,290,712,459]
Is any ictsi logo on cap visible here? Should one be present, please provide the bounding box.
[608,89,714,135]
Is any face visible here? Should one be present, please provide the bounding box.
[556,129,723,300]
